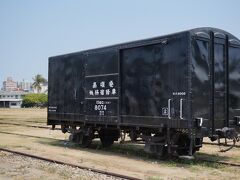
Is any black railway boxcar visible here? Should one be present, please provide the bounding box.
[48,27,240,156]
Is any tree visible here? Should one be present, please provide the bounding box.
[32,74,47,93]
[22,93,48,108]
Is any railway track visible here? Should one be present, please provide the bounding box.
[0,122,61,130]
[203,142,240,148]
[0,147,140,180]
[0,131,64,141]
[199,158,240,167]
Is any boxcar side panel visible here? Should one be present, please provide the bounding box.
[48,54,85,124]
[120,33,189,128]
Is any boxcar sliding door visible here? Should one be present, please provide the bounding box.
[121,33,189,128]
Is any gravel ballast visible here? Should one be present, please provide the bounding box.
[0,151,122,180]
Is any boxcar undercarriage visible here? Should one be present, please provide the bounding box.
[49,121,238,157]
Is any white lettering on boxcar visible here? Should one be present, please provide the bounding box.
[93,100,112,116]
[100,81,105,88]
[94,104,107,111]
[96,100,104,104]
[92,82,97,89]
[94,89,99,95]
[100,89,105,95]
[109,80,114,88]
[112,88,117,95]
[89,90,94,96]
[99,111,104,116]
[88,79,117,97]
[172,92,186,96]
[162,107,168,116]
[105,89,110,95]
[48,106,57,112]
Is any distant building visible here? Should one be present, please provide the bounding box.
[2,77,17,91]
[17,80,33,92]
[0,91,28,108]
[33,82,48,94]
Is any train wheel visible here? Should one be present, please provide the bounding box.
[79,133,92,148]
[100,136,114,147]
[61,125,68,133]
[69,133,80,143]
[99,129,119,148]
[175,134,198,156]
[129,130,138,141]
[176,134,190,156]
[69,132,92,147]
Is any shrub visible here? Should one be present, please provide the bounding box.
[22,93,47,108]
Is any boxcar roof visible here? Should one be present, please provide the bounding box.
[50,27,240,59]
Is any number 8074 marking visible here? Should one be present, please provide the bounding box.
[94,105,107,111]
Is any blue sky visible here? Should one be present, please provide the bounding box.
[1,0,240,86]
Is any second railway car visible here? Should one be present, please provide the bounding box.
[48,27,240,156]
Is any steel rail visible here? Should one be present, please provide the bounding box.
[0,131,63,141]
[203,142,240,148]
[199,158,240,167]
[0,122,61,130]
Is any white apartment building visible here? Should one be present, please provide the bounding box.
[0,91,28,108]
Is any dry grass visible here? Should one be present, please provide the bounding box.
[0,108,47,125]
